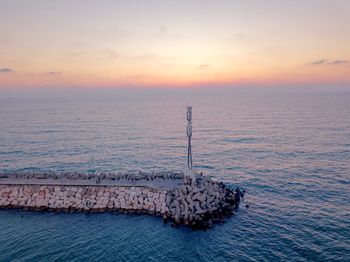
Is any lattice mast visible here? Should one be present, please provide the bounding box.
[187,106,193,170]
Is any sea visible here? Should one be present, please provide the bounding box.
[0,88,349,261]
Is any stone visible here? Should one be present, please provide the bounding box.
[0,172,237,230]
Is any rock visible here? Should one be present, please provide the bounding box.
[35,174,47,179]
[134,172,146,180]
[0,171,239,230]
[174,172,184,179]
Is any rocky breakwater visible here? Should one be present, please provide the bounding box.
[0,172,239,229]
[0,184,168,214]
[164,174,236,229]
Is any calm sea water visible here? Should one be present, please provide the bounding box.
[0,89,349,261]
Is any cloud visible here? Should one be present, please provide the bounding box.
[128,74,149,80]
[197,64,210,69]
[310,59,349,65]
[44,71,62,75]
[154,26,183,41]
[156,26,167,37]
[229,33,254,43]
[232,33,248,40]
[0,67,13,73]
[310,59,327,65]
[329,60,349,65]
[108,50,119,60]
[130,53,167,62]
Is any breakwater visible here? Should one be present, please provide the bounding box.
[0,172,237,229]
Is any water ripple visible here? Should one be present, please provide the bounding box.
[0,92,349,261]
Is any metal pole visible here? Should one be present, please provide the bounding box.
[187,106,192,170]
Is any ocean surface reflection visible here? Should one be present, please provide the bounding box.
[0,90,349,261]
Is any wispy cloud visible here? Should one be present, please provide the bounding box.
[231,33,250,40]
[156,26,167,37]
[0,67,13,73]
[44,71,62,75]
[128,74,149,80]
[154,26,183,41]
[310,59,327,65]
[310,59,349,65]
[329,60,349,65]
[228,33,254,44]
[197,64,210,69]
[108,50,119,60]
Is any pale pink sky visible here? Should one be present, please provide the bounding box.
[0,0,349,89]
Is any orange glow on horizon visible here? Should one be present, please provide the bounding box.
[0,1,349,89]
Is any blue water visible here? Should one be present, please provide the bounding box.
[0,89,349,261]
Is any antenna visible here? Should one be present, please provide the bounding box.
[187,106,193,170]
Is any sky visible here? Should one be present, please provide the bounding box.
[0,0,349,90]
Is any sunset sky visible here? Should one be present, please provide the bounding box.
[0,0,349,89]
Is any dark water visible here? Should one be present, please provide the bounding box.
[0,90,349,261]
